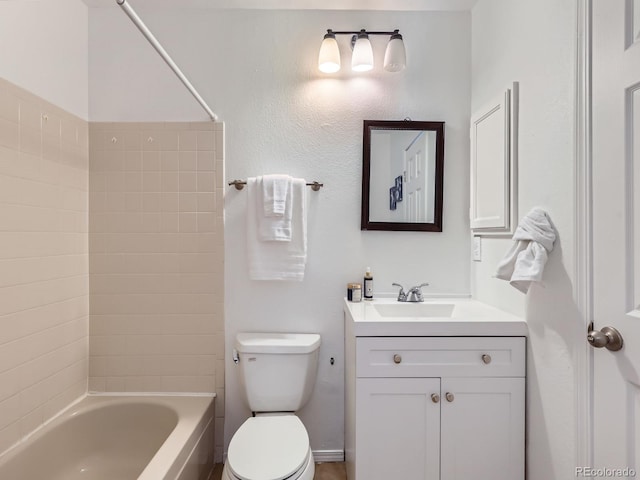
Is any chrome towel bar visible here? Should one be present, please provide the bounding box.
[228,180,324,191]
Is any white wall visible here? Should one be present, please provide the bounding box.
[0,0,89,120]
[471,1,582,479]
[88,7,471,455]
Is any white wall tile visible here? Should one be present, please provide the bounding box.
[89,122,224,395]
[0,78,88,453]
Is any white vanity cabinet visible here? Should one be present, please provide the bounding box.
[344,335,526,480]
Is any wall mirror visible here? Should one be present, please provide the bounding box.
[361,120,444,231]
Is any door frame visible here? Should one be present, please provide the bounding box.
[574,0,594,468]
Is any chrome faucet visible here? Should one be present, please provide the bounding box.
[392,283,429,302]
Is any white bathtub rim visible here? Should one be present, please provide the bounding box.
[88,391,217,398]
[0,392,216,479]
[133,394,216,480]
[0,391,215,455]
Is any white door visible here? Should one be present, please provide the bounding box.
[355,377,440,480]
[440,377,524,480]
[404,132,431,222]
[592,0,640,474]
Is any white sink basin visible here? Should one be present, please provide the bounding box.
[373,303,455,318]
[344,297,528,336]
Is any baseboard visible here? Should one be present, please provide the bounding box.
[313,450,345,463]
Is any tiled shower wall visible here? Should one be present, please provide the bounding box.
[0,78,89,453]
[88,122,225,459]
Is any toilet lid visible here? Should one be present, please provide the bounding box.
[227,415,310,480]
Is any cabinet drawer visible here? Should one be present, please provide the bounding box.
[356,337,525,378]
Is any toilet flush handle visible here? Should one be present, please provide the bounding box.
[233,349,240,364]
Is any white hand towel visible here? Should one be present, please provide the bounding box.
[257,176,293,242]
[496,207,556,293]
[262,174,292,217]
[247,177,307,281]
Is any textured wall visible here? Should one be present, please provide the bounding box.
[88,121,225,460]
[0,0,88,120]
[88,7,472,455]
[0,77,89,454]
[470,1,581,479]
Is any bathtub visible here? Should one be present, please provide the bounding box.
[0,394,216,480]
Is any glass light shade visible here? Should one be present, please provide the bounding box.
[318,33,341,73]
[352,32,374,72]
[384,33,406,72]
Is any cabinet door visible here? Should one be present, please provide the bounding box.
[441,377,525,480]
[355,378,440,480]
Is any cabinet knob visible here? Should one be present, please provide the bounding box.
[481,354,492,364]
[445,392,455,402]
[393,354,402,364]
[431,393,440,403]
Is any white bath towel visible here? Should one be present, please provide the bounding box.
[495,208,556,293]
[257,176,293,242]
[247,177,307,281]
[262,174,291,217]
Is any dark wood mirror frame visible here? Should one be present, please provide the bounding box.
[361,120,445,232]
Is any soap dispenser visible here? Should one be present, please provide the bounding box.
[364,267,374,300]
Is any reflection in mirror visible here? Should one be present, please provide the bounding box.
[361,120,444,231]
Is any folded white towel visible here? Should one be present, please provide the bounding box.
[247,177,307,281]
[257,176,293,241]
[495,207,556,293]
[262,174,292,217]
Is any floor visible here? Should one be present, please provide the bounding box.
[211,462,347,479]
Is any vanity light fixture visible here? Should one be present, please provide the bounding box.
[383,30,407,73]
[352,30,374,72]
[318,30,341,73]
[317,29,406,73]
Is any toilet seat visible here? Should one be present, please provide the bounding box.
[226,415,311,480]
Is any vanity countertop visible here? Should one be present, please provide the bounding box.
[344,297,527,337]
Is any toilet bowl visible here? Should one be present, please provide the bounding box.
[222,415,314,480]
[223,333,321,480]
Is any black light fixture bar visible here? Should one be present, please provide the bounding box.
[326,29,401,36]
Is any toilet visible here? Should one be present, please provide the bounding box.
[222,332,321,480]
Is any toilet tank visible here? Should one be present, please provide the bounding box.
[235,333,321,413]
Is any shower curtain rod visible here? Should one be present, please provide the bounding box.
[116,0,219,121]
